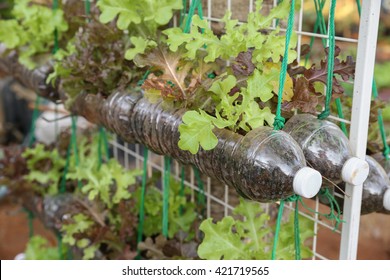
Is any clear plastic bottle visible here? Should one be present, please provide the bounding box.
[323,156,390,215]
[358,155,390,214]
[283,114,369,186]
[372,152,390,178]
[0,49,58,101]
[101,91,322,202]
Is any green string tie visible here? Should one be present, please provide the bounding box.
[162,156,171,237]
[183,0,201,33]
[317,188,344,229]
[318,0,337,120]
[193,167,206,220]
[28,97,41,146]
[179,166,186,215]
[136,148,149,259]
[52,0,59,54]
[273,115,286,130]
[271,195,301,260]
[273,0,295,131]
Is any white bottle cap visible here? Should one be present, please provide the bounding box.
[383,188,390,211]
[341,157,369,186]
[293,167,322,198]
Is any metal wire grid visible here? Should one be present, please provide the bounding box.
[110,0,379,260]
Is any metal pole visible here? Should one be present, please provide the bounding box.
[339,0,382,260]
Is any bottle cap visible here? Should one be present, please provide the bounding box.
[341,157,369,186]
[383,188,390,211]
[293,167,322,198]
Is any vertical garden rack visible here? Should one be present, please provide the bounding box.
[107,0,382,260]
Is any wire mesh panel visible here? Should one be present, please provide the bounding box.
[110,0,381,260]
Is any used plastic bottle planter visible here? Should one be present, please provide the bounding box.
[92,91,322,202]
[283,114,369,186]
[0,48,58,101]
[372,152,390,178]
[0,53,323,202]
[331,156,390,215]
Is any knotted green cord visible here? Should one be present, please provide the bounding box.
[273,0,296,130]
[271,0,301,260]
[136,148,149,259]
[318,0,337,120]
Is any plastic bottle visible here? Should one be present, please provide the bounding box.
[323,156,390,215]
[0,47,58,101]
[100,91,322,202]
[283,114,369,186]
[0,50,324,203]
[372,152,390,178]
[360,156,390,214]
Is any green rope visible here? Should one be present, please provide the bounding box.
[84,0,91,15]
[25,96,41,238]
[273,0,296,130]
[97,126,109,169]
[60,144,71,193]
[378,111,390,160]
[183,0,201,33]
[294,200,301,260]
[70,116,82,189]
[193,167,206,218]
[335,98,348,136]
[301,188,344,229]
[136,148,149,259]
[318,0,337,120]
[179,166,186,215]
[137,70,151,86]
[355,0,362,15]
[305,0,327,65]
[28,97,41,146]
[310,1,348,136]
[274,0,283,27]
[180,0,188,26]
[52,0,59,54]
[314,0,327,46]
[271,0,301,261]
[162,156,171,237]
[271,200,285,260]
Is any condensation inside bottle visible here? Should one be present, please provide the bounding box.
[283,114,352,184]
[100,90,309,202]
